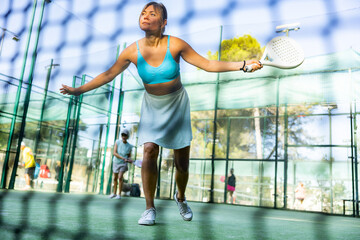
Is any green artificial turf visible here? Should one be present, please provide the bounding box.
[0,190,359,240]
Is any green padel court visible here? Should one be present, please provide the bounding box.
[1,190,359,240]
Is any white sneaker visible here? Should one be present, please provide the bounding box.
[109,194,116,199]
[174,191,193,221]
[138,207,156,225]
[114,195,122,199]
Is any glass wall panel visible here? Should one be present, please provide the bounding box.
[187,160,212,202]
[13,121,37,190]
[0,114,12,177]
[287,147,352,213]
[158,148,175,199]
[331,115,351,145]
[190,114,214,159]
[68,135,97,193]
[214,119,228,159]
[31,124,65,192]
[229,161,276,207]
[212,161,226,203]
[217,108,280,161]
[228,118,257,159]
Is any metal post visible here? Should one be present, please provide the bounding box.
[33,59,55,160]
[350,68,359,217]
[354,105,359,217]
[99,65,117,195]
[170,159,175,199]
[210,25,223,203]
[283,104,289,208]
[64,78,79,176]
[56,76,76,192]
[106,44,123,195]
[86,140,96,192]
[1,0,38,189]
[259,116,267,206]
[350,101,355,217]
[329,107,334,213]
[45,127,53,160]
[348,67,359,217]
[131,136,138,184]
[64,75,85,192]
[202,120,208,201]
[115,43,126,139]
[156,147,163,198]
[8,0,48,189]
[273,78,280,208]
[92,125,104,193]
[224,118,231,203]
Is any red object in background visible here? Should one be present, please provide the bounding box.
[227,185,235,191]
[39,165,51,178]
[220,176,225,182]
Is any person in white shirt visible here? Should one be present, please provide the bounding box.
[109,129,133,200]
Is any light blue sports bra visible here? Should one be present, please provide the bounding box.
[136,35,180,84]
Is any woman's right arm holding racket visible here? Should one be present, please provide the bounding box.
[60,45,134,96]
[177,37,262,72]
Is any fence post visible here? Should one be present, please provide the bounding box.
[0,0,38,189]
[210,25,223,203]
[8,0,49,189]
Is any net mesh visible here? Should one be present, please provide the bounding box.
[0,0,359,219]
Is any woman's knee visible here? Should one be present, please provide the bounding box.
[143,143,159,160]
[113,173,119,182]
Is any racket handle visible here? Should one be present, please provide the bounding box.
[244,65,253,72]
[244,61,262,72]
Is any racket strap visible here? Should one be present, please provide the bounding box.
[240,60,246,72]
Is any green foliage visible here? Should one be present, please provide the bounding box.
[333,181,346,198]
[207,34,263,61]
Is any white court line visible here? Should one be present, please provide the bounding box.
[263,216,317,223]
[263,216,360,228]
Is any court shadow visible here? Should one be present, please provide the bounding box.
[71,194,95,240]
[313,213,330,240]
[112,196,131,239]
[13,191,35,240]
[41,193,63,240]
[251,208,269,240]
[0,190,9,225]
[152,198,169,239]
[198,202,214,240]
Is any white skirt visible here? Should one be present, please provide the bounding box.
[138,87,193,149]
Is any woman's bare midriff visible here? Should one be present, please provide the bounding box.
[143,76,182,96]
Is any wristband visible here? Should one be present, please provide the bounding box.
[240,60,246,71]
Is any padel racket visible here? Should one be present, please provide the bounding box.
[133,160,142,168]
[245,36,304,72]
